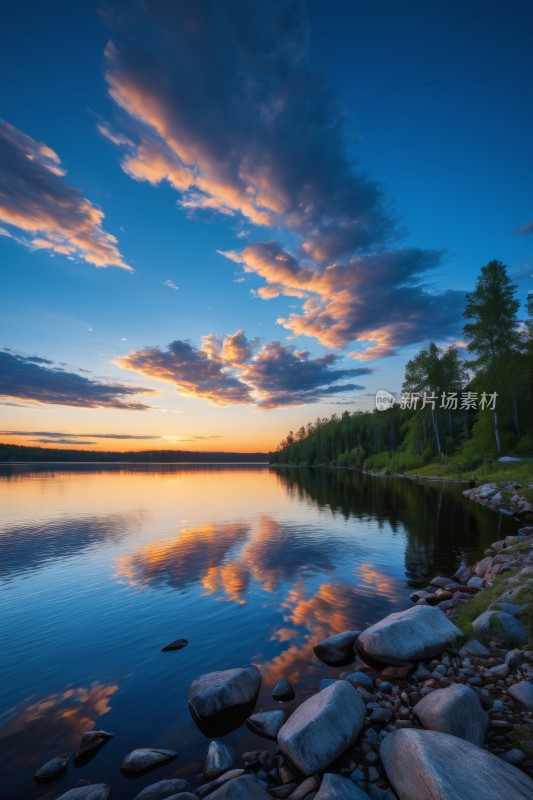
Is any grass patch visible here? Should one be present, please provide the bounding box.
[406,460,533,485]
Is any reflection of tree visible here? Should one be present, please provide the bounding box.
[0,514,131,582]
[274,467,513,587]
[0,682,118,774]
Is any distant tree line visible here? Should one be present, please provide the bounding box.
[0,443,269,463]
[271,260,533,472]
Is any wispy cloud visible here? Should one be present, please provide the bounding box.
[0,119,131,270]
[163,279,179,290]
[116,330,371,409]
[0,350,155,410]
[514,220,533,235]
[1,430,160,440]
[98,0,463,359]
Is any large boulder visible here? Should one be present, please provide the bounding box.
[277,681,365,775]
[471,611,527,647]
[207,775,272,800]
[413,684,488,745]
[315,773,372,799]
[355,606,461,665]
[380,728,533,799]
[188,665,261,721]
[313,631,360,665]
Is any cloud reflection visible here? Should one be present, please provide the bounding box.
[0,682,118,774]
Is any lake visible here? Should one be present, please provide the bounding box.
[0,464,519,799]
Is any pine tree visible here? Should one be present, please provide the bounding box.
[463,260,520,452]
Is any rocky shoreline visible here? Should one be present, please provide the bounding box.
[40,530,533,800]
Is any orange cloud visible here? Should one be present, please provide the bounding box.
[0,120,131,270]
[116,332,368,409]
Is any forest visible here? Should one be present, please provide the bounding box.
[0,444,268,463]
[270,260,533,474]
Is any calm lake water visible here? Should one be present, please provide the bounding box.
[0,464,520,799]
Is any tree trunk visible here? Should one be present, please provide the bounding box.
[493,408,501,453]
[432,409,442,454]
[511,387,521,440]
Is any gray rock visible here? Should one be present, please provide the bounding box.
[490,602,527,616]
[507,681,533,711]
[34,753,69,783]
[278,681,365,775]
[54,786,110,800]
[345,672,374,691]
[247,710,286,739]
[413,684,488,745]
[272,678,295,701]
[75,730,113,760]
[505,649,523,668]
[204,741,235,779]
[197,770,246,799]
[133,779,191,800]
[313,631,360,665]
[207,775,271,800]
[315,773,372,799]
[472,611,527,646]
[380,728,533,799]
[164,795,198,800]
[120,748,177,775]
[500,748,525,765]
[467,577,485,590]
[320,678,339,691]
[286,775,320,799]
[487,663,509,678]
[355,606,461,665]
[188,665,261,720]
[458,639,490,658]
[473,556,493,578]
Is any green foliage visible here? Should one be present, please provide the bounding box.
[271,259,531,474]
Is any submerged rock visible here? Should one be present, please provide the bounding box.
[203,741,235,779]
[120,748,177,776]
[272,678,295,702]
[34,753,69,783]
[380,728,533,799]
[246,710,286,739]
[472,611,527,646]
[356,605,461,665]
[133,779,191,800]
[278,680,365,775]
[188,665,261,721]
[413,684,488,745]
[161,638,188,652]
[316,773,372,800]
[75,731,113,763]
[313,631,360,665]
[54,785,110,800]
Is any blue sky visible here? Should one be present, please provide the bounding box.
[0,0,531,452]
